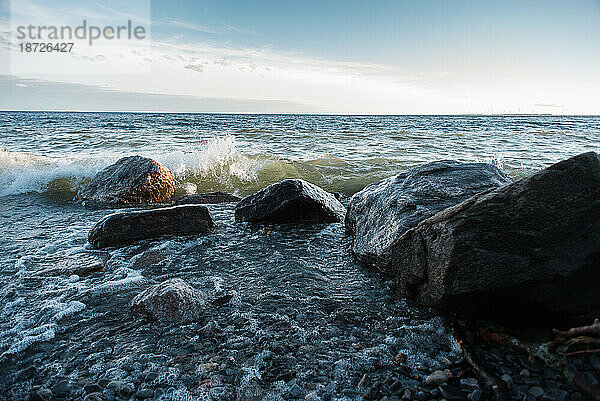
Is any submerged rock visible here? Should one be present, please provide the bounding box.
[345,161,510,268]
[235,179,346,223]
[88,205,214,248]
[175,192,241,205]
[392,152,600,325]
[76,156,175,204]
[131,279,205,322]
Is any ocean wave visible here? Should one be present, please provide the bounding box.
[0,148,108,197]
[0,135,396,198]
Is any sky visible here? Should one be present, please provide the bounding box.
[0,0,599,114]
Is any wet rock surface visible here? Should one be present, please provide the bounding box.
[88,205,214,248]
[345,161,510,269]
[391,152,600,325]
[130,278,205,322]
[235,179,346,223]
[175,192,242,205]
[76,156,175,205]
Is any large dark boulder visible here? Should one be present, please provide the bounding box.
[346,161,511,268]
[131,279,205,322]
[392,152,600,325]
[235,179,346,223]
[175,192,241,205]
[88,205,214,248]
[77,156,175,204]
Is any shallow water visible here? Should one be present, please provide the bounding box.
[0,113,599,400]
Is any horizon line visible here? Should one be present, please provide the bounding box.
[1,110,599,117]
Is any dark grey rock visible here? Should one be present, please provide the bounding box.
[106,380,123,392]
[528,386,544,398]
[33,388,52,401]
[468,389,482,401]
[153,388,164,399]
[212,294,234,307]
[121,382,136,396]
[83,393,104,401]
[345,160,510,269]
[84,384,102,394]
[131,278,205,322]
[98,379,110,388]
[389,152,600,325]
[88,205,214,248]
[77,156,175,204]
[235,179,346,223]
[144,372,158,383]
[439,384,467,401]
[52,380,70,395]
[425,370,448,387]
[16,366,36,381]
[288,383,303,397]
[175,192,241,205]
[459,378,479,390]
[135,388,154,399]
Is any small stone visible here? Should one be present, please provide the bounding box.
[383,374,395,387]
[528,386,544,398]
[32,388,52,401]
[85,384,103,394]
[500,374,513,387]
[135,388,154,399]
[468,389,482,401]
[305,391,320,401]
[98,379,111,388]
[394,353,408,364]
[401,388,413,400]
[121,382,136,396]
[389,379,403,392]
[414,391,428,401]
[299,345,315,354]
[358,374,370,388]
[584,371,599,387]
[83,393,104,401]
[439,384,467,401]
[289,383,303,398]
[425,370,448,387]
[520,368,531,377]
[144,372,158,382]
[52,380,70,395]
[198,362,219,373]
[460,378,479,390]
[16,366,36,381]
[106,381,123,392]
[440,356,453,367]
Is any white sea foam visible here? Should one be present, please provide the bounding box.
[90,267,145,295]
[0,135,263,196]
[0,148,109,196]
[0,300,86,358]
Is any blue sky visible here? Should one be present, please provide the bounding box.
[1,0,599,113]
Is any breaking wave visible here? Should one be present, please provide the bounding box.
[0,135,396,198]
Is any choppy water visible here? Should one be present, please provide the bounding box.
[0,112,599,400]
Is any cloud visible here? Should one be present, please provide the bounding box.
[0,75,315,112]
[535,103,564,108]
